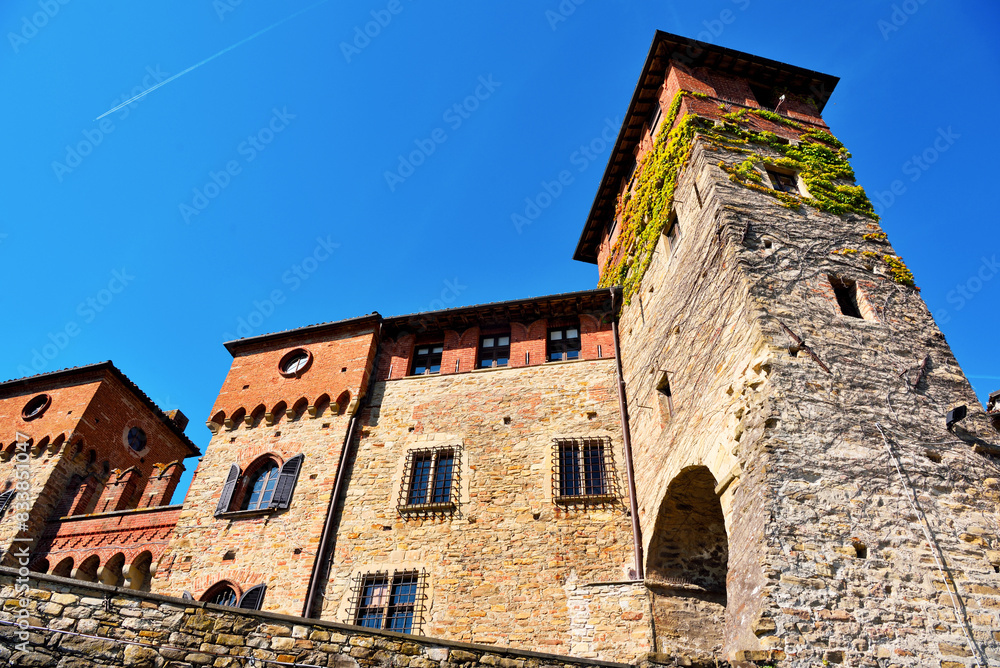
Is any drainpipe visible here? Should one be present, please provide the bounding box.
[302,325,383,618]
[610,286,644,580]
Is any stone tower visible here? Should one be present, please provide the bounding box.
[573,32,1000,665]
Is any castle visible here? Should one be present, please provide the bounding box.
[3,32,999,667]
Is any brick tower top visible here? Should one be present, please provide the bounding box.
[574,30,840,266]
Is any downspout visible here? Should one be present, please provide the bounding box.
[302,325,382,618]
[610,286,644,580]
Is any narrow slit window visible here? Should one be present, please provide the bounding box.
[665,216,681,254]
[656,373,674,422]
[648,101,664,137]
[830,276,863,319]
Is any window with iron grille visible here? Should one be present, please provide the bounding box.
[553,437,617,505]
[349,570,427,634]
[547,325,581,362]
[478,334,510,368]
[399,447,459,515]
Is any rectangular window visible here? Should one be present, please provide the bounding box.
[478,334,510,368]
[766,169,798,194]
[829,276,864,319]
[547,326,581,362]
[553,437,615,505]
[648,101,664,137]
[399,447,459,515]
[351,570,425,634]
[412,343,443,375]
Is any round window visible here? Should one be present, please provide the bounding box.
[278,349,313,378]
[127,427,147,452]
[21,394,52,421]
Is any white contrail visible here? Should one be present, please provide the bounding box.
[94,0,331,121]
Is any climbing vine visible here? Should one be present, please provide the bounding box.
[599,90,915,300]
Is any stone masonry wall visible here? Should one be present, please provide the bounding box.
[322,360,652,663]
[615,121,1000,667]
[0,569,663,668]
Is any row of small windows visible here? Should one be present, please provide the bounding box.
[411,328,581,376]
[396,438,615,517]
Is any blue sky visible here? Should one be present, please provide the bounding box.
[2,1,998,501]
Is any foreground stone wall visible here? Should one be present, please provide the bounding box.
[322,360,651,662]
[0,570,671,668]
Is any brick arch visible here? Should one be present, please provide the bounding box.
[579,313,601,333]
[458,326,480,347]
[249,403,267,427]
[200,579,243,604]
[125,550,154,591]
[73,554,101,582]
[33,435,50,458]
[210,410,226,426]
[308,392,331,418]
[49,433,66,456]
[51,556,74,577]
[335,390,351,415]
[228,407,247,430]
[291,397,309,420]
[191,568,266,598]
[99,552,127,586]
[268,400,287,425]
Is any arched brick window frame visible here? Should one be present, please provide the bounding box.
[214,453,304,516]
[201,580,243,607]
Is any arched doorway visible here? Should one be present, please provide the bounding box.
[646,466,728,656]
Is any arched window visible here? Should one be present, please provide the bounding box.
[242,462,280,511]
[202,580,241,607]
[207,584,239,607]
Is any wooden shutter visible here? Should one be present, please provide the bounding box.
[0,490,14,517]
[214,464,240,517]
[238,583,266,610]
[269,454,304,510]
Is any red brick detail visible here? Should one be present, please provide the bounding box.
[140,461,186,508]
[96,467,142,513]
[209,326,378,425]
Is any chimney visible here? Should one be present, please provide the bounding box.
[165,409,189,433]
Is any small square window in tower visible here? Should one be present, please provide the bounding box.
[350,570,426,634]
[399,447,459,515]
[656,372,674,423]
[829,275,866,319]
[547,325,581,362]
[664,215,681,255]
[411,343,443,375]
[647,99,664,138]
[478,334,510,368]
[766,169,799,194]
[553,437,616,505]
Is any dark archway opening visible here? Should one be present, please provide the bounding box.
[646,466,728,657]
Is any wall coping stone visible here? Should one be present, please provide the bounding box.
[0,567,634,668]
[47,503,183,524]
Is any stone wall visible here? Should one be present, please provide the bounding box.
[614,121,1000,666]
[1,569,667,668]
[322,360,652,662]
